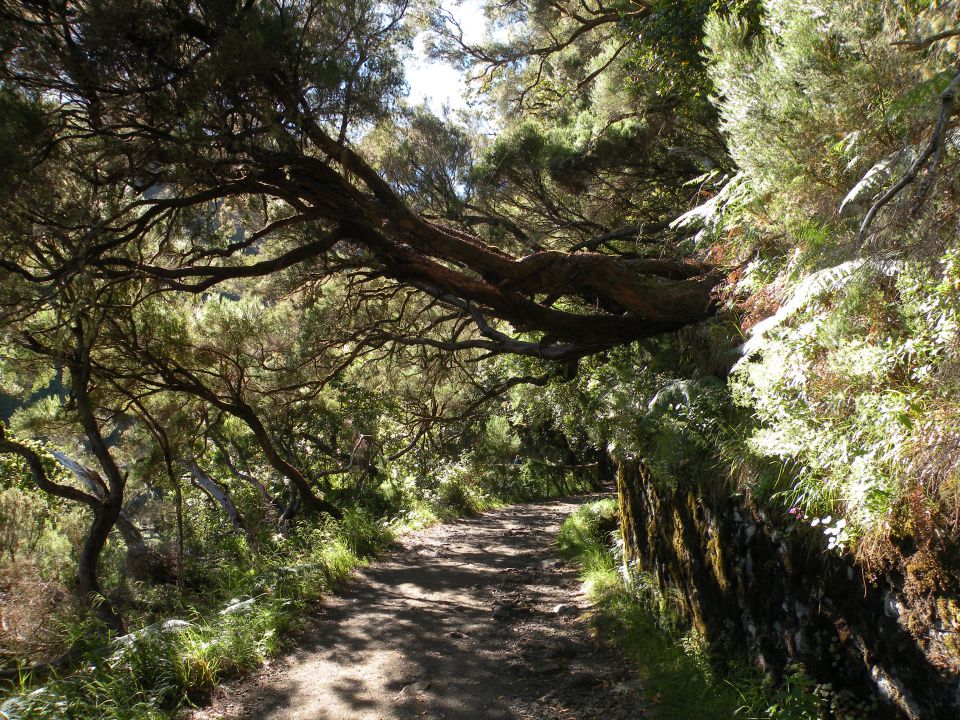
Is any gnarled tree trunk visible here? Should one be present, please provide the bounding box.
[77,503,125,633]
[186,459,249,538]
[54,451,171,584]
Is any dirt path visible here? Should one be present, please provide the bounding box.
[190,496,649,720]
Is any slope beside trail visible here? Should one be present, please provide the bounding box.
[190,496,649,720]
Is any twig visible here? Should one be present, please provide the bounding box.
[893,28,960,51]
[858,68,960,244]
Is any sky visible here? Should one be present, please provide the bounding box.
[404,0,488,113]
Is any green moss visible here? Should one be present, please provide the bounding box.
[935,598,960,658]
[559,501,827,720]
[706,532,731,594]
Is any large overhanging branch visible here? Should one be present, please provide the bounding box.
[63,127,721,357]
[79,166,720,356]
[3,0,723,363]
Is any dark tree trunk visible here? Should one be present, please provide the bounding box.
[173,469,185,590]
[0,424,126,630]
[67,333,131,630]
[238,404,342,520]
[277,483,301,533]
[54,451,171,583]
[77,503,125,633]
[114,513,171,583]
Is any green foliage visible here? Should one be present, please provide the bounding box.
[0,88,46,202]
[731,253,960,535]
[556,497,618,573]
[691,0,960,545]
[0,506,396,718]
[4,0,960,716]
[705,0,922,217]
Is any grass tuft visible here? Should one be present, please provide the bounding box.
[0,508,397,719]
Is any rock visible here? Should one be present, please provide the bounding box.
[221,598,255,616]
[0,695,28,720]
[397,680,432,698]
[612,679,644,695]
[111,618,194,660]
[883,591,902,620]
[565,672,603,689]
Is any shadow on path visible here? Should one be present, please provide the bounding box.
[192,496,649,720]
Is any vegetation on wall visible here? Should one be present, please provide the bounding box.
[2,0,960,716]
[558,499,831,720]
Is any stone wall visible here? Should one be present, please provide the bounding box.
[616,460,960,720]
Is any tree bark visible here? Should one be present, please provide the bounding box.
[277,482,302,534]
[0,426,124,632]
[229,402,342,520]
[186,459,248,536]
[77,503,125,633]
[135,354,343,522]
[213,437,283,514]
[53,451,171,583]
[66,328,130,627]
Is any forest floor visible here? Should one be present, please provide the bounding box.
[187,495,650,720]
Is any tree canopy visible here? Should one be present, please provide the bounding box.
[2,3,960,703]
[0,0,729,627]
[0,0,721,366]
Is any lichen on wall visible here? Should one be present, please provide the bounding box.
[616,459,960,720]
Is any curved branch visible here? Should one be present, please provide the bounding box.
[893,28,960,51]
[101,225,345,291]
[858,68,960,243]
[0,426,101,508]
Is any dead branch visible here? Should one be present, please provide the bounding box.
[858,68,960,244]
[893,28,960,51]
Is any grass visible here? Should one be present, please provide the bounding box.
[0,475,605,720]
[0,509,394,720]
[0,474,595,720]
[557,500,828,720]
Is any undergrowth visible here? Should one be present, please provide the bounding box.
[0,508,393,720]
[558,500,826,720]
[0,468,597,719]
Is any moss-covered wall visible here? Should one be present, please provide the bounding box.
[617,460,960,720]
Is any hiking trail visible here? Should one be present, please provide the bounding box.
[190,496,649,720]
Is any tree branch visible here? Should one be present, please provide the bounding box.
[858,68,960,244]
[0,426,101,508]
